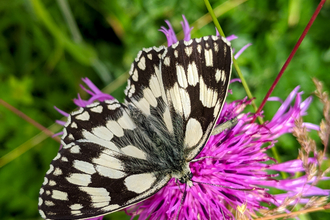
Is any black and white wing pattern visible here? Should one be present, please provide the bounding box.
[39,35,232,220]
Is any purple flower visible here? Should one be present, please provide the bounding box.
[53,16,328,220]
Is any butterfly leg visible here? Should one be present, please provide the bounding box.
[211,117,238,136]
[175,183,187,220]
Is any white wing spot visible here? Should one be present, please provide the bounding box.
[53,168,63,176]
[39,188,44,195]
[172,41,179,48]
[121,145,147,160]
[143,47,152,53]
[132,98,151,116]
[184,46,193,57]
[46,190,51,195]
[137,56,146,70]
[195,38,202,43]
[176,64,188,88]
[45,200,55,206]
[127,84,135,98]
[143,88,157,107]
[149,74,161,98]
[164,56,170,66]
[71,108,84,116]
[203,36,209,41]
[134,51,142,62]
[92,126,114,141]
[73,160,96,174]
[39,210,46,219]
[66,173,92,186]
[61,157,68,162]
[213,101,221,118]
[79,187,111,203]
[211,35,219,41]
[52,190,68,201]
[147,53,152,60]
[105,100,121,110]
[167,82,183,114]
[81,130,119,152]
[117,112,136,130]
[71,210,81,215]
[184,118,203,148]
[75,111,90,121]
[124,173,156,193]
[184,39,193,46]
[62,142,74,149]
[46,164,54,174]
[179,88,191,118]
[43,177,48,185]
[71,122,78,128]
[38,197,43,206]
[132,69,138,81]
[215,69,221,83]
[96,165,126,179]
[53,153,61,161]
[106,120,124,137]
[70,204,83,210]
[163,108,174,134]
[214,42,219,52]
[67,134,74,141]
[199,76,218,107]
[93,151,124,171]
[174,50,178,58]
[204,49,213,67]
[90,105,103,113]
[221,69,227,84]
[70,145,81,154]
[197,44,202,53]
[187,62,199,86]
[49,180,56,186]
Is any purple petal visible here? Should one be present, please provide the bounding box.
[181,15,193,41]
[234,43,252,59]
[54,106,69,117]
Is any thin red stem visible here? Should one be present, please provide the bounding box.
[253,0,326,122]
[0,99,61,143]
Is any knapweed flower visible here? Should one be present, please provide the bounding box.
[52,16,329,220]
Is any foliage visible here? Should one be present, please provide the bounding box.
[0,0,329,219]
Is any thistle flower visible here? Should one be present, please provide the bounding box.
[53,16,329,220]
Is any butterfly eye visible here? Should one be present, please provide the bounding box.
[179,172,193,183]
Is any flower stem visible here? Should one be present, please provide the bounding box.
[253,0,326,122]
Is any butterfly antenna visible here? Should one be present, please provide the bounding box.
[211,117,238,136]
[175,183,187,220]
[175,179,184,193]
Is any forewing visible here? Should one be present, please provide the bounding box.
[160,36,232,160]
[39,100,171,220]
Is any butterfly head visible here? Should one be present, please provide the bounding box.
[172,162,193,187]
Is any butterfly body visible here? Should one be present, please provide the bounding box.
[39,35,232,219]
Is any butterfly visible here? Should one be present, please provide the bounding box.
[38,35,232,219]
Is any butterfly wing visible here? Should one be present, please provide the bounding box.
[39,36,232,220]
[160,36,232,160]
[39,100,172,219]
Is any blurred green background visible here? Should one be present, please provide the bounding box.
[0,0,330,219]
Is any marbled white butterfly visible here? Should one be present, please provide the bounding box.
[39,35,232,219]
